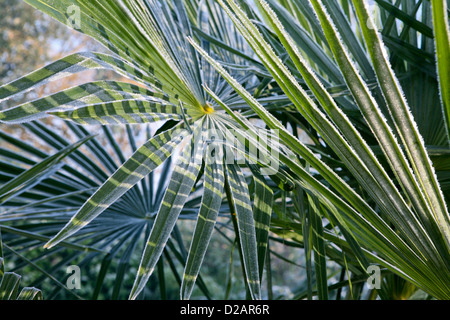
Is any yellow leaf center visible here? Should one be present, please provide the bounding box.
[202,102,215,114]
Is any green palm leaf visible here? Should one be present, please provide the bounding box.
[181,143,225,300]
[249,165,273,282]
[0,136,92,204]
[130,122,204,300]
[0,230,43,300]
[431,0,450,144]
[195,0,450,299]
[4,0,448,300]
[44,124,187,249]
[0,0,278,300]
[350,0,450,252]
[225,163,261,300]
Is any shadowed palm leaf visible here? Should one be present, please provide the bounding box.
[1,0,449,300]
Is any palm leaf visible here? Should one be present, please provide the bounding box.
[0,0,276,300]
[224,163,261,300]
[0,230,43,300]
[180,142,225,300]
[195,0,450,299]
[44,124,187,249]
[130,122,204,299]
[430,0,450,144]
[0,136,91,204]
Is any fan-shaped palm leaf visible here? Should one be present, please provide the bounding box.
[0,0,281,300]
[194,0,450,299]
